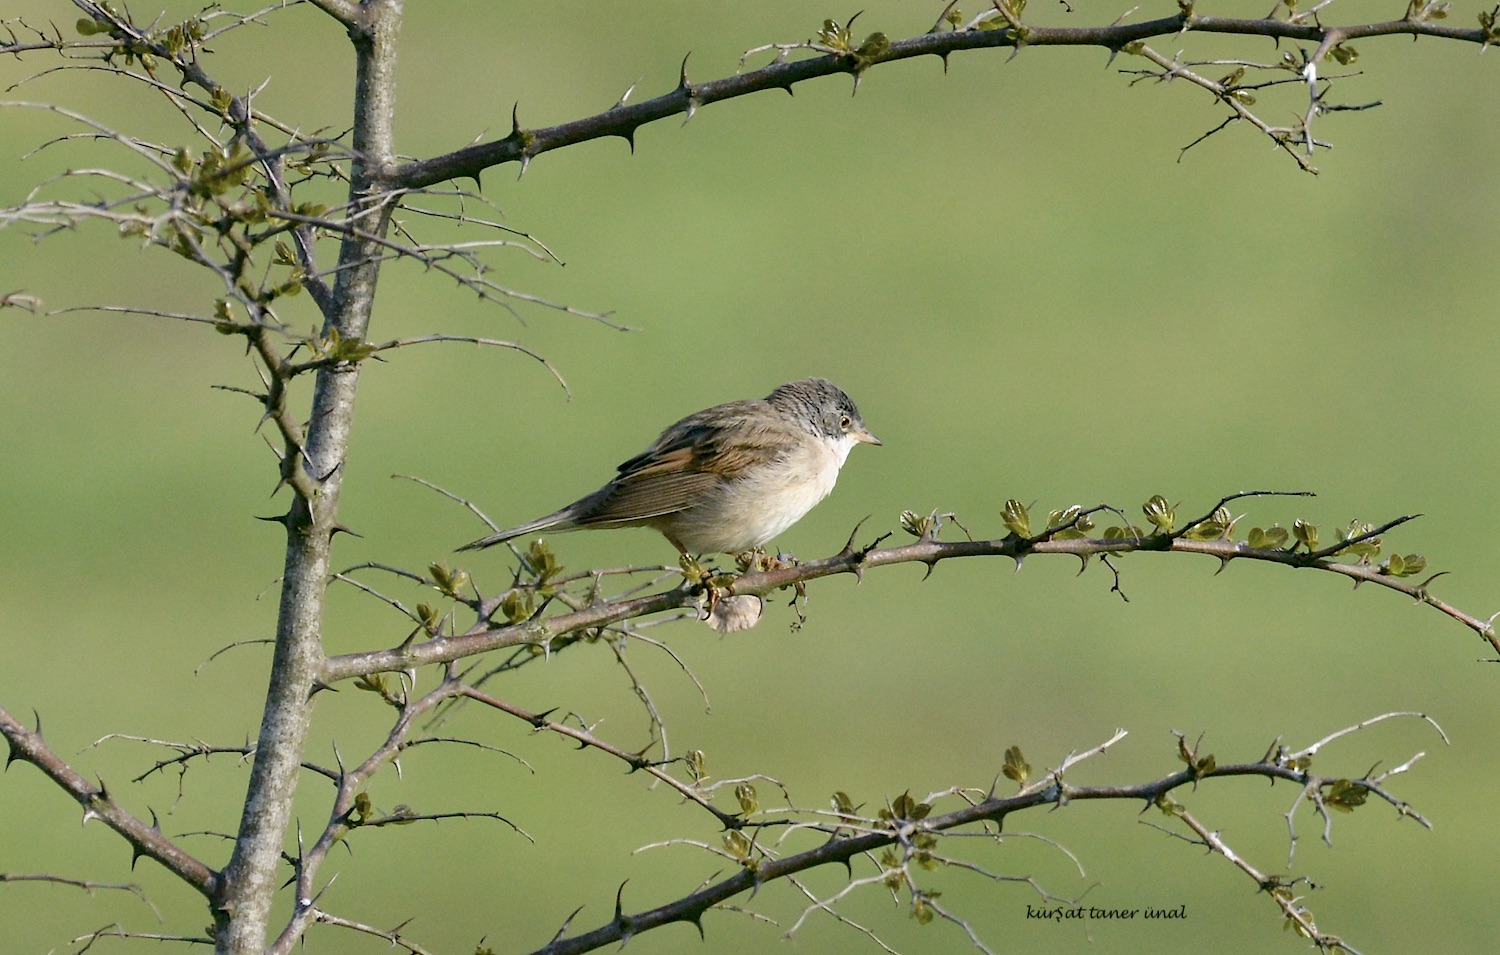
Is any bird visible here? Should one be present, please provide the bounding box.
[458,378,879,557]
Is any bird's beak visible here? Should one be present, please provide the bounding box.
[854,427,881,446]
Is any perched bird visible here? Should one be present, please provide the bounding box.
[459,378,879,556]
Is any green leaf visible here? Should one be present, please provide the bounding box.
[884,791,933,822]
[320,328,374,362]
[1045,506,1091,540]
[1326,778,1368,812]
[1337,520,1381,559]
[1385,553,1427,577]
[1002,745,1030,783]
[1176,734,1215,779]
[350,791,373,825]
[1482,8,1500,47]
[735,782,758,815]
[723,829,752,861]
[815,18,852,52]
[856,32,890,60]
[685,749,707,782]
[428,561,470,599]
[831,790,857,817]
[523,539,562,583]
[1142,495,1176,533]
[1293,519,1320,551]
[1001,499,1031,538]
[498,589,532,624]
[1103,524,1146,544]
[1045,505,1080,530]
[354,674,388,696]
[900,509,933,537]
[1247,525,1290,549]
[911,895,936,924]
[1185,506,1233,541]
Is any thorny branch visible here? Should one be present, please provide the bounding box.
[321,491,1497,684]
[0,706,219,898]
[519,716,1442,955]
[265,668,533,955]
[0,873,159,919]
[391,8,1499,184]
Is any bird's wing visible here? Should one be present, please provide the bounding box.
[577,402,788,526]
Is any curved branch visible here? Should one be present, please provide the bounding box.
[321,505,1495,683]
[303,0,361,28]
[0,704,218,898]
[523,727,1408,955]
[392,13,1491,190]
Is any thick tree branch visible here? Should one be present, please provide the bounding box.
[524,722,1420,955]
[393,13,1493,190]
[304,0,361,28]
[268,668,480,955]
[212,0,408,951]
[321,505,1495,683]
[0,704,218,898]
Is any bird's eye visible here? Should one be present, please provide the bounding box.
[839,414,853,430]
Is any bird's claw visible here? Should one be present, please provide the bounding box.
[679,553,725,619]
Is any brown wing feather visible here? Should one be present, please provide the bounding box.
[575,400,794,527]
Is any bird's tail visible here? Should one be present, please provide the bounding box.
[456,504,582,552]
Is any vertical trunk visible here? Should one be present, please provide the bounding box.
[213,3,404,952]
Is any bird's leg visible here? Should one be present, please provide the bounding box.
[734,547,768,574]
[676,548,722,620]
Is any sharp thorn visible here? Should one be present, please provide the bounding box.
[613,78,641,110]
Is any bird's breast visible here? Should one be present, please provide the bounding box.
[662,437,845,554]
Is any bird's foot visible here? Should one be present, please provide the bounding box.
[735,547,798,574]
[679,553,721,614]
[680,553,750,626]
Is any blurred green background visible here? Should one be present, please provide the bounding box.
[3,1,1497,952]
